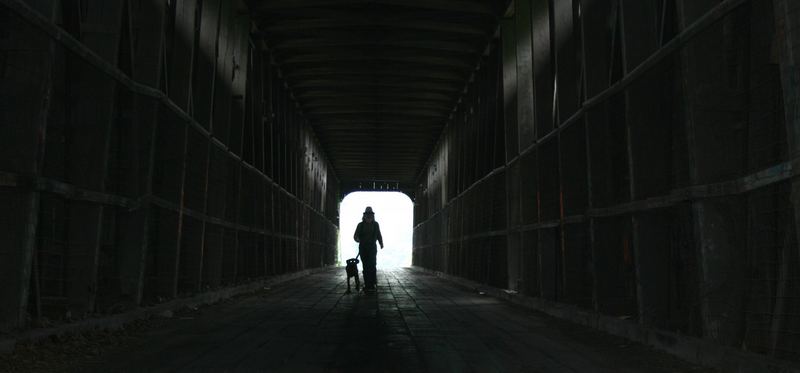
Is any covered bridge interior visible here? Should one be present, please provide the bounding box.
[2,0,800,371]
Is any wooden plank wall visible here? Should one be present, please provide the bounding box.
[412,0,800,361]
[0,0,339,331]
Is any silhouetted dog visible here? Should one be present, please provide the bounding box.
[345,257,361,294]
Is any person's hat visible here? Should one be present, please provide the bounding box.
[363,206,374,215]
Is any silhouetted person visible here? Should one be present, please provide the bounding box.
[353,206,383,293]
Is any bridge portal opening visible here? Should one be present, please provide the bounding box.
[338,192,413,268]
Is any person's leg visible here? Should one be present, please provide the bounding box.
[366,247,377,288]
[360,246,377,289]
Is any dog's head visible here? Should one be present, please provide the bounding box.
[345,258,360,266]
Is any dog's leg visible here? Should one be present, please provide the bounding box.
[355,274,360,291]
[346,276,351,294]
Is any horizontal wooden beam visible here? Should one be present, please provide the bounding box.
[291,79,462,93]
[314,129,434,136]
[264,17,489,36]
[250,0,500,16]
[318,123,442,133]
[303,101,453,112]
[272,38,481,54]
[279,54,476,70]
[252,6,496,22]
[305,112,447,120]
[307,110,449,119]
[295,91,456,102]
[284,68,467,82]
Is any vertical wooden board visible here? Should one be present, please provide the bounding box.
[250,45,264,171]
[63,0,125,317]
[620,0,660,69]
[515,0,535,149]
[553,0,580,121]
[202,225,224,288]
[538,140,560,220]
[168,125,191,298]
[210,0,234,142]
[0,0,59,330]
[636,211,673,327]
[206,149,228,217]
[677,0,748,184]
[150,113,186,300]
[531,0,554,137]
[562,223,591,308]
[501,18,519,161]
[65,0,125,192]
[168,0,198,110]
[593,217,637,317]
[493,54,507,168]
[506,160,522,290]
[618,0,657,197]
[192,0,221,128]
[116,0,167,306]
[691,199,748,343]
[276,87,285,186]
[152,207,182,299]
[519,152,538,224]
[580,0,614,98]
[773,3,800,355]
[520,231,539,296]
[263,62,273,177]
[676,0,750,343]
[538,228,558,300]
[229,14,251,155]
[199,147,228,289]
[559,124,588,216]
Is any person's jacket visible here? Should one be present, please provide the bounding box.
[354,221,383,248]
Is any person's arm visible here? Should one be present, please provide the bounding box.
[353,223,362,243]
[376,222,384,248]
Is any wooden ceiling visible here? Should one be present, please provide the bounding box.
[247,0,506,190]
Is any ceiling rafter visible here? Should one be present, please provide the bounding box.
[302,101,453,111]
[264,18,490,37]
[278,54,476,70]
[246,0,501,187]
[283,68,468,83]
[251,0,500,16]
[271,38,482,54]
[290,79,462,93]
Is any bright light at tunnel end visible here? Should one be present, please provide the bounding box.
[338,192,413,268]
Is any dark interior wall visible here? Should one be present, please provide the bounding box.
[413,43,507,287]
[0,0,339,331]
[413,0,800,362]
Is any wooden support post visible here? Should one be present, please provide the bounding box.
[64,0,125,317]
[148,0,197,300]
[501,17,523,290]
[116,0,167,307]
[677,0,749,345]
[501,17,519,162]
[619,0,649,326]
[508,0,534,292]
[774,0,800,265]
[196,1,234,292]
[506,163,522,291]
[193,0,222,129]
[515,0,535,149]
[773,0,800,355]
[169,0,198,111]
[0,0,59,330]
[580,0,615,313]
[531,0,553,138]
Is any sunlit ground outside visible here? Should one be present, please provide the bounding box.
[338,192,413,268]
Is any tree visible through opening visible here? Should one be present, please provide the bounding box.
[338,192,413,268]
